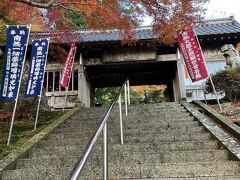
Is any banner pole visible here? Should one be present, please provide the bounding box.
[62,45,76,112]
[7,25,31,146]
[202,82,208,105]
[193,27,222,112]
[34,94,42,130]
[62,77,71,112]
[34,38,50,131]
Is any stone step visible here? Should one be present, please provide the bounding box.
[58,118,197,131]
[31,141,219,158]
[124,125,205,136]
[52,121,201,135]
[2,162,240,180]
[61,116,195,129]
[37,130,211,148]
[52,123,99,134]
[37,136,93,148]
[133,107,187,112]
[128,103,183,109]
[161,150,229,163]
[3,102,239,180]
[47,126,205,140]
[74,104,182,113]
[0,102,236,180]
[39,131,212,154]
[70,115,193,125]
[128,103,183,108]
[126,116,195,123]
[128,109,188,114]
[136,177,240,180]
[128,109,186,114]
[125,132,212,143]
[19,150,229,170]
[128,111,188,116]
[125,121,200,131]
[72,110,187,119]
[17,154,158,170]
[67,111,190,124]
[72,105,185,116]
[140,162,240,178]
[127,113,191,119]
[2,164,136,180]
[51,125,206,138]
[74,107,106,113]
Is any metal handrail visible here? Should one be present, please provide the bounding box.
[68,79,129,180]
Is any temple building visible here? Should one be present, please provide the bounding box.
[30,16,240,109]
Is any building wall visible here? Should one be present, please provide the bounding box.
[183,59,226,102]
[42,41,235,107]
[103,47,156,62]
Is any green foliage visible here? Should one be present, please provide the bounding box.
[129,89,144,105]
[205,67,240,103]
[0,17,6,44]
[0,110,64,158]
[0,17,6,83]
[154,90,165,103]
[65,10,86,29]
[0,51,3,83]
[95,87,119,107]
[95,85,166,107]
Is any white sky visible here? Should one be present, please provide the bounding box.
[143,0,240,25]
[205,0,240,22]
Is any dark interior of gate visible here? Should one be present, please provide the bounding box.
[85,60,177,103]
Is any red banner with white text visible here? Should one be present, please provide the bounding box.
[177,27,208,82]
[59,43,76,88]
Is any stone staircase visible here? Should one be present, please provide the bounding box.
[1,102,240,179]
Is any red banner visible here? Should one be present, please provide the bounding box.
[59,43,76,88]
[178,27,208,82]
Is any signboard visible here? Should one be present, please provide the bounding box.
[0,25,30,100]
[59,43,76,88]
[178,27,208,82]
[25,38,50,97]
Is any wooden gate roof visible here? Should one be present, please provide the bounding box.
[31,16,240,43]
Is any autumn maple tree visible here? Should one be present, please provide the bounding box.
[0,0,208,44]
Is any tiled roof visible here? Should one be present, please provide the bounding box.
[31,16,240,43]
[195,16,240,36]
[79,27,155,42]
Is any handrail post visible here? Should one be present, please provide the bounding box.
[124,83,128,116]
[103,123,108,180]
[119,94,124,144]
[68,80,128,180]
[127,79,131,106]
[127,80,130,105]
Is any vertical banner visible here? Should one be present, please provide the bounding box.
[59,43,76,88]
[0,25,30,100]
[177,27,208,82]
[25,38,50,97]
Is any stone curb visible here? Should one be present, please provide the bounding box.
[0,108,79,175]
[193,100,240,140]
[181,102,240,161]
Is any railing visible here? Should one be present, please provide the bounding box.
[68,79,130,180]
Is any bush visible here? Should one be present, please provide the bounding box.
[95,87,119,107]
[205,67,240,103]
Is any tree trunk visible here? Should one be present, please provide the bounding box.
[0,48,3,57]
[14,0,54,8]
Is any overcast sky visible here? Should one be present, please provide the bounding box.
[143,0,240,25]
[205,0,240,21]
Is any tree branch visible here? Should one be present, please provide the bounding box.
[14,0,55,8]
[55,4,83,12]
[13,0,97,8]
